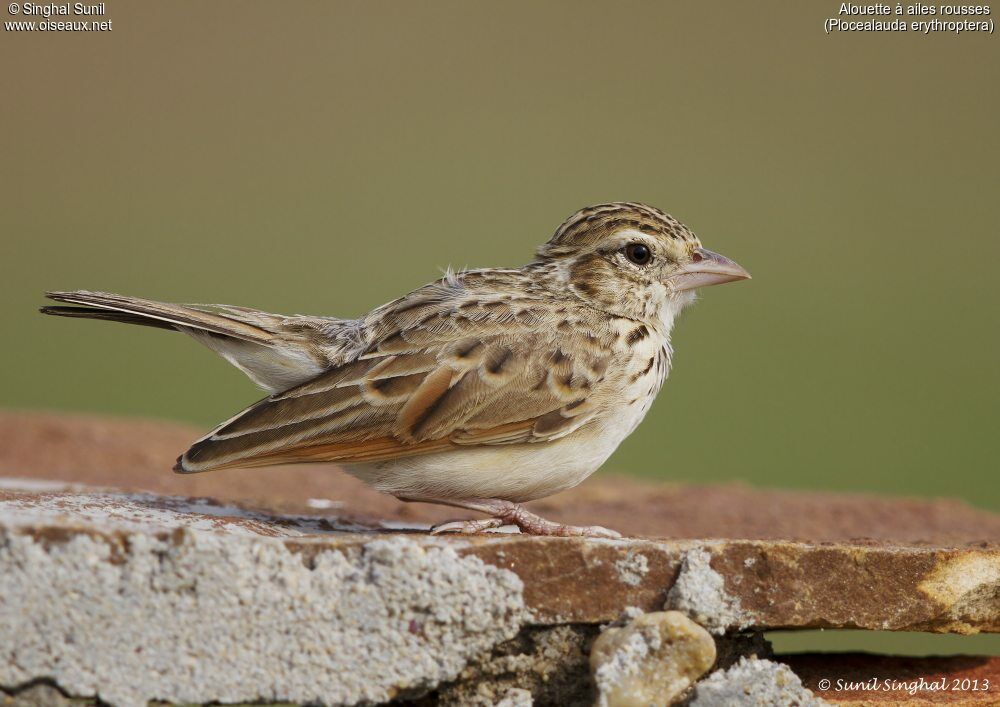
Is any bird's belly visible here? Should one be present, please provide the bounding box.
[343,426,623,503]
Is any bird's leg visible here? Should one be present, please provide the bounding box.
[397,496,621,538]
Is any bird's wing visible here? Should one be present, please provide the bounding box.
[177,291,617,472]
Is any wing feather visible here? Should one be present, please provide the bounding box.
[176,286,618,473]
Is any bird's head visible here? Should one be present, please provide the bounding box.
[536,202,750,324]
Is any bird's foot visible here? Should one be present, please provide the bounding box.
[428,499,621,538]
[504,505,622,538]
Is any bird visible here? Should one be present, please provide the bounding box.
[41,202,749,537]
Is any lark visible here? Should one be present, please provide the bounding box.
[41,202,749,537]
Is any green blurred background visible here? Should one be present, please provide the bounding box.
[4,1,996,507]
[2,0,998,657]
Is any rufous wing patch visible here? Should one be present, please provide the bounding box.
[397,365,458,441]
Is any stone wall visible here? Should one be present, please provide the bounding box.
[1,412,997,706]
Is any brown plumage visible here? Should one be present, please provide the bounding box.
[41,202,749,536]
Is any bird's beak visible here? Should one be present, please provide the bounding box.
[668,247,751,292]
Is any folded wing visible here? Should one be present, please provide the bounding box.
[176,299,615,472]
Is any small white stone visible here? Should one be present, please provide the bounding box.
[590,610,716,707]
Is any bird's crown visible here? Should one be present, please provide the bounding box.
[537,202,700,259]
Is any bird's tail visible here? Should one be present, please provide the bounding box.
[42,290,278,342]
[41,290,326,393]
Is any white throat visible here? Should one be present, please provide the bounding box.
[656,290,696,337]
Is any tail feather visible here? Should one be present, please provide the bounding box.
[42,290,275,344]
[41,290,327,393]
[39,305,176,330]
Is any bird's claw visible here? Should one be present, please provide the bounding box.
[566,524,622,539]
[414,497,624,538]
[526,521,622,538]
[430,516,621,538]
[430,518,506,535]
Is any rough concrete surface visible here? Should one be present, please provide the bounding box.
[0,492,526,706]
[4,483,997,636]
[425,625,596,706]
[492,688,535,706]
[689,656,829,706]
[665,548,749,634]
[1,411,999,706]
[2,482,998,705]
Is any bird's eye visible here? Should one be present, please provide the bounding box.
[624,243,652,266]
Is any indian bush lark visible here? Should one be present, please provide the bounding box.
[42,202,749,537]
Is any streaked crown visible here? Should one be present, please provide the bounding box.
[537,202,700,259]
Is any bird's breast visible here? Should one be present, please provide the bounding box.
[609,328,672,438]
